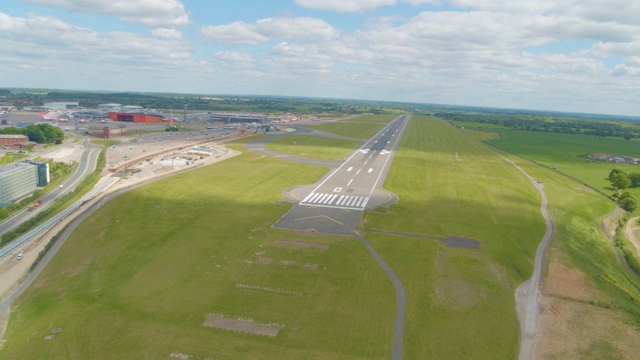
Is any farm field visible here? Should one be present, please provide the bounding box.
[363,116,545,359]
[0,151,396,359]
[310,114,396,138]
[264,134,362,161]
[484,129,640,208]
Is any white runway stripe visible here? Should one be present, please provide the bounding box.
[301,193,370,209]
[308,193,321,203]
[302,192,315,202]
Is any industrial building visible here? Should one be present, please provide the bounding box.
[108,112,166,124]
[87,125,128,138]
[0,161,50,205]
[43,102,79,110]
[207,112,268,124]
[0,135,29,146]
[98,103,121,112]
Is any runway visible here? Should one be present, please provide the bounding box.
[295,115,409,212]
[274,114,408,234]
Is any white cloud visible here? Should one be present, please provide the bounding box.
[295,0,396,13]
[199,17,338,43]
[215,51,254,65]
[0,12,197,81]
[254,17,340,40]
[152,28,182,39]
[200,21,268,44]
[611,57,640,76]
[20,0,190,27]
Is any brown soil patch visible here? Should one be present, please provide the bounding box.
[534,296,640,359]
[535,255,640,359]
[203,313,281,337]
[543,261,595,300]
[272,239,328,250]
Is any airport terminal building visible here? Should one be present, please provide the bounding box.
[0,161,50,205]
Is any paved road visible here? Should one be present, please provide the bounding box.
[0,144,100,236]
[271,115,410,359]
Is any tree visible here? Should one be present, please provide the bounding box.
[25,124,64,143]
[25,126,45,143]
[629,172,640,188]
[619,196,637,213]
[610,172,631,189]
[608,168,625,180]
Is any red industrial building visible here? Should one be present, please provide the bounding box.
[0,135,29,146]
[108,112,166,123]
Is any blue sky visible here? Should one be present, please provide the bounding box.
[2,0,640,116]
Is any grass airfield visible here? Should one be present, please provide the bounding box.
[2,114,638,359]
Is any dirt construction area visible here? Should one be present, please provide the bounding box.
[534,253,640,359]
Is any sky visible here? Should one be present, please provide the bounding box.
[1,0,640,116]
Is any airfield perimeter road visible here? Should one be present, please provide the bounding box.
[257,115,409,360]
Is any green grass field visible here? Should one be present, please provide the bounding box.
[0,152,395,359]
[486,129,640,212]
[5,115,640,359]
[310,114,396,138]
[363,116,545,359]
[264,135,362,161]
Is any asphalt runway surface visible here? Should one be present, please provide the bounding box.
[268,115,409,359]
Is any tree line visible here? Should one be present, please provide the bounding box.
[0,123,65,144]
[609,168,640,212]
[437,112,640,141]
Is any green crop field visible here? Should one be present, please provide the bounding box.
[264,134,362,161]
[485,129,640,212]
[310,114,396,138]
[363,116,545,359]
[0,152,396,359]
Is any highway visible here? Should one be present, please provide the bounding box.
[0,144,101,236]
[298,115,409,211]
